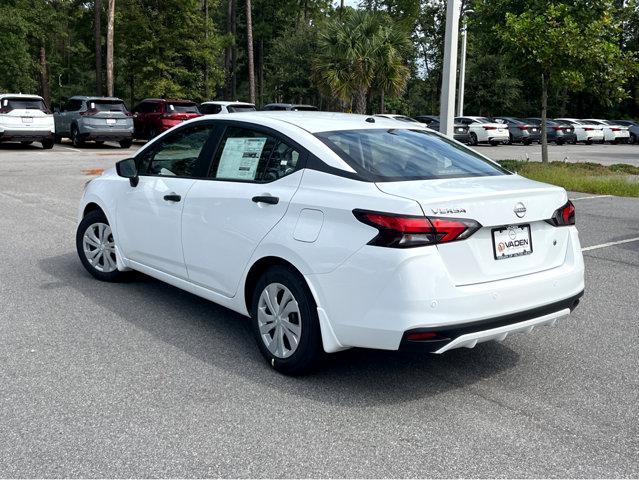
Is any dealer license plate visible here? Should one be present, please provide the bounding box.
[22,117,33,123]
[492,224,532,260]
[106,118,116,125]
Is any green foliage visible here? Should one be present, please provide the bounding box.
[497,160,639,197]
[312,9,411,113]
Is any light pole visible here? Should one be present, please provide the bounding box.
[457,9,473,117]
[439,0,461,138]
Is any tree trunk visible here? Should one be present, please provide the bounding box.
[246,0,256,104]
[224,0,232,98]
[204,0,209,99]
[258,39,264,107]
[38,45,50,106]
[380,90,385,114]
[106,0,115,97]
[541,72,549,164]
[230,0,237,99]
[94,0,102,95]
[354,89,366,114]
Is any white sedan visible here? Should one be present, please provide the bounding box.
[76,112,585,374]
[455,116,509,146]
[554,118,605,144]
[582,119,630,144]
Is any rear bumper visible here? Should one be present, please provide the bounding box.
[307,227,584,352]
[399,291,582,352]
[78,126,133,141]
[0,130,54,141]
[454,132,471,144]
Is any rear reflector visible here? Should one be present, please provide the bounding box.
[353,210,482,248]
[406,332,439,341]
[546,200,575,226]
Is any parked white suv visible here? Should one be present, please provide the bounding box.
[76,112,585,374]
[0,94,55,149]
[199,101,256,115]
[455,116,509,146]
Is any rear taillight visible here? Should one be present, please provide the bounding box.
[353,210,482,248]
[583,127,593,131]
[518,125,529,130]
[546,201,575,227]
[611,127,621,132]
[80,109,98,116]
[483,126,497,130]
[553,127,562,131]
[0,106,12,114]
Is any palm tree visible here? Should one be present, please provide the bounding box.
[313,10,410,114]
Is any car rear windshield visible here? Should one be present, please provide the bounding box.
[168,103,199,113]
[1,98,48,112]
[227,104,256,113]
[89,100,128,112]
[316,128,510,181]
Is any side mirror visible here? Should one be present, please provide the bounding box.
[115,158,139,187]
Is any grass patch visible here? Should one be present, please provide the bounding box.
[497,160,639,197]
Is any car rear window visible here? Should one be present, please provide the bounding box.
[316,128,510,181]
[89,100,128,112]
[227,104,256,113]
[1,98,49,113]
[168,103,199,113]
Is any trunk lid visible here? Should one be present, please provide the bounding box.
[376,175,571,286]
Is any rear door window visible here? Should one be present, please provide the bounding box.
[209,126,301,183]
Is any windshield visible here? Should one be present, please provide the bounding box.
[89,100,128,112]
[316,128,510,182]
[227,104,256,113]
[168,103,199,113]
[1,98,48,112]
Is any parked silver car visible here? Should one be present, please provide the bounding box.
[54,96,134,148]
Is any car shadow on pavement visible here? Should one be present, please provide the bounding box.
[39,252,521,406]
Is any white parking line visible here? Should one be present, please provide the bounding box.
[570,195,613,201]
[582,237,639,252]
[59,146,82,153]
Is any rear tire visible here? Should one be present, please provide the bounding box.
[523,139,532,146]
[119,138,133,149]
[468,132,478,146]
[585,140,592,145]
[556,139,564,146]
[21,141,33,146]
[76,209,128,283]
[507,134,513,145]
[71,125,84,147]
[41,138,54,149]
[94,140,104,146]
[489,140,500,146]
[251,266,322,375]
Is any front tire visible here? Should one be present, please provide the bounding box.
[41,138,54,149]
[76,210,128,282]
[251,266,322,375]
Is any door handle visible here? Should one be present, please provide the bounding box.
[163,193,181,202]
[252,195,279,205]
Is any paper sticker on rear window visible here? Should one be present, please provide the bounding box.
[216,137,267,180]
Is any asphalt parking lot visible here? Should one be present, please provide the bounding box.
[1,142,638,477]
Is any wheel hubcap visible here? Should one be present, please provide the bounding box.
[82,222,117,273]
[257,283,301,358]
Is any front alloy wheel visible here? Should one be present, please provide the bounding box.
[76,210,128,282]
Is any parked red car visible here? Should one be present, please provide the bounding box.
[132,98,201,139]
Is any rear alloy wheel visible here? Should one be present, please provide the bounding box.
[468,132,478,146]
[71,125,84,147]
[76,210,128,282]
[251,266,322,375]
[119,138,133,149]
[41,139,54,149]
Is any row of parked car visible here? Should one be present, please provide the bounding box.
[0,93,320,149]
[378,114,638,146]
[1,92,638,149]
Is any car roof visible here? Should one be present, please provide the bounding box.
[69,95,124,102]
[0,93,45,100]
[219,111,427,133]
[138,98,197,103]
[263,103,317,108]
[201,101,255,107]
